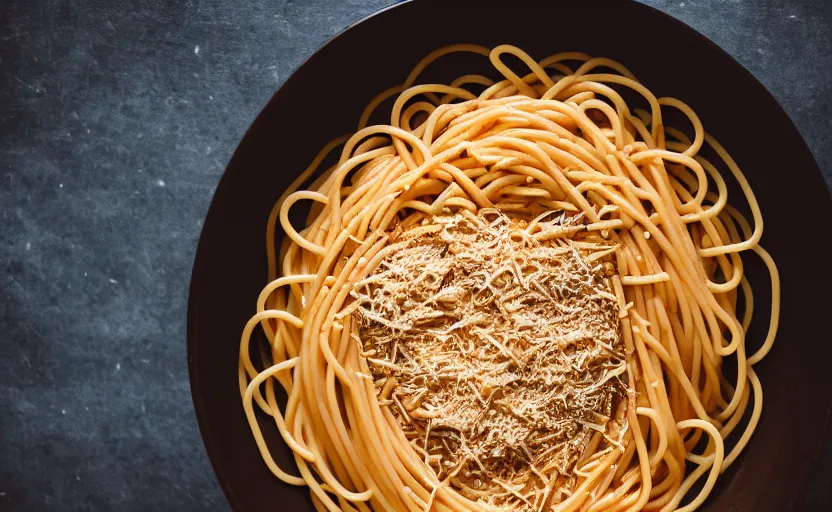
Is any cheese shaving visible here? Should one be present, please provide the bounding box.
[356,209,627,509]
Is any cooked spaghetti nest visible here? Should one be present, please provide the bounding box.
[239,44,781,512]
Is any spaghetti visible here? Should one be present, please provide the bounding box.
[238,44,781,512]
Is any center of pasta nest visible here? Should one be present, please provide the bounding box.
[355,209,628,503]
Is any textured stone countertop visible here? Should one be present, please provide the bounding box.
[1,0,830,510]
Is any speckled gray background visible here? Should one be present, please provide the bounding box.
[1,0,830,511]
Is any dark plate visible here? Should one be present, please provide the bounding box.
[187,0,832,510]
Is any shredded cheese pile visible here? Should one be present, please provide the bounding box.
[355,209,627,509]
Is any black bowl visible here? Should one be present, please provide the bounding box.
[188,0,832,510]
